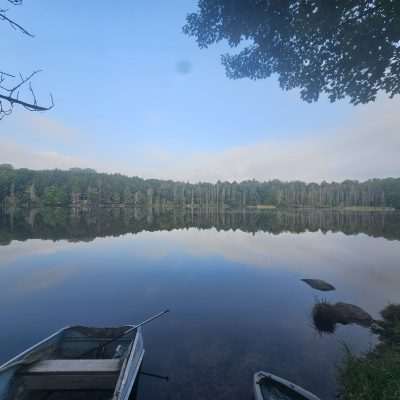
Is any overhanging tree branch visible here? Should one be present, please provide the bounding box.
[184,1,400,105]
[0,0,53,119]
[0,70,54,120]
[0,7,34,37]
[0,93,54,111]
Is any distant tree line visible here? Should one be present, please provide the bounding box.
[1,164,400,209]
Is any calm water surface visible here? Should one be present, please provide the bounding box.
[1,208,400,399]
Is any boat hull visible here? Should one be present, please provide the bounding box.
[254,371,321,400]
[0,325,144,400]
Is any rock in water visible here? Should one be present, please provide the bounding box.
[312,301,373,334]
[334,302,373,327]
[302,278,335,291]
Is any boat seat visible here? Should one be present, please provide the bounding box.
[25,359,121,374]
[20,359,121,390]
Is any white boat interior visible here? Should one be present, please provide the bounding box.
[0,326,144,400]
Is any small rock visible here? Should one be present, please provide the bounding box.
[302,278,335,291]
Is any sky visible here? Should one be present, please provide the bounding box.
[0,0,399,183]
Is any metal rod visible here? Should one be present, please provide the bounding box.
[140,371,169,381]
[80,309,170,358]
[120,309,170,336]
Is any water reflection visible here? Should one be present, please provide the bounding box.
[0,208,399,400]
[1,207,400,244]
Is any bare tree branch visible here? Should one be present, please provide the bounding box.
[0,71,15,78]
[0,93,54,111]
[0,7,34,37]
[0,0,54,119]
[0,70,54,119]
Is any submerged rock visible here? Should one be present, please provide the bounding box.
[312,301,373,334]
[302,278,336,291]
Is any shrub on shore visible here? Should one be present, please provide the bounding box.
[338,304,400,400]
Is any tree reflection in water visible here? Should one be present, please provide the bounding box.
[1,207,400,245]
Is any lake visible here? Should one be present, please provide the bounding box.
[1,207,400,399]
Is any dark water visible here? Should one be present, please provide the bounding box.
[1,208,400,400]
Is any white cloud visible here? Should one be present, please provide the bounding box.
[0,110,78,142]
[0,140,89,170]
[0,96,399,182]
[134,96,400,183]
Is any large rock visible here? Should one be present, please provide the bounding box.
[312,301,373,334]
[333,302,373,327]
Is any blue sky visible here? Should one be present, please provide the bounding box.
[0,1,399,182]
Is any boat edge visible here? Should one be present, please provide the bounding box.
[253,371,321,400]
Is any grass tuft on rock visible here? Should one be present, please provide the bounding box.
[338,304,400,400]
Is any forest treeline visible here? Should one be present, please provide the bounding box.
[1,164,400,209]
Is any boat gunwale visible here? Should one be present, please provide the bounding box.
[113,326,144,400]
[0,325,136,372]
[253,371,321,400]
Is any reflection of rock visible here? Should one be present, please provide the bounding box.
[312,301,373,334]
[302,278,335,291]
